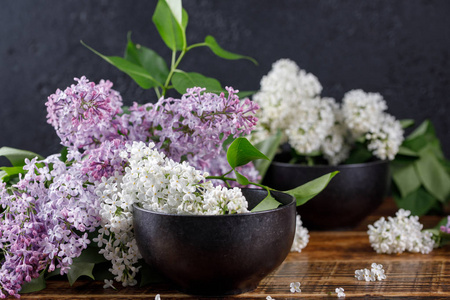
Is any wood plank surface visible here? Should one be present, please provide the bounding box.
[18,199,450,299]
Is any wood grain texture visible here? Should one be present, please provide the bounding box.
[19,199,450,299]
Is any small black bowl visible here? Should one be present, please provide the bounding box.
[133,189,296,296]
[263,160,390,230]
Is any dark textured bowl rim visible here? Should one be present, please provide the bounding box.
[271,159,389,169]
[132,189,296,218]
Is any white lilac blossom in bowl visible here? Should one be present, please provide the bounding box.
[253,59,403,230]
[251,58,404,166]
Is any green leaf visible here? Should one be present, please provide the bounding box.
[125,34,169,85]
[19,272,46,294]
[405,119,434,141]
[236,90,257,98]
[414,148,450,202]
[284,171,339,206]
[400,119,415,129]
[203,35,258,65]
[234,170,250,186]
[393,187,438,216]
[227,137,269,169]
[397,146,419,157]
[251,191,282,212]
[81,41,161,89]
[253,131,283,181]
[0,170,8,181]
[222,135,236,151]
[73,246,107,264]
[0,147,44,167]
[171,71,223,94]
[0,166,25,176]
[67,262,95,286]
[390,161,422,198]
[343,144,373,164]
[152,0,187,51]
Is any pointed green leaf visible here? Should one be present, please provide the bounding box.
[0,147,44,166]
[236,90,257,98]
[0,170,8,181]
[204,35,258,65]
[165,0,182,25]
[400,119,415,129]
[72,246,107,264]
[285,171,339,206]
[0,166,25,176]
[171,72,223,94]
[234,170,249,186]
[344,144,372,164]
[414,148,450,202]
[19,272,46,294]
[253,131,283,181]
[251,191,282,212]
[82,41,161,89]
[67,262,95,286]
[125,34,169,84]
[152,0,187,50]
[405,119,434,141]
[393,187,438,216]
[397,146,419,157]
[390,161,421,198]
[227,137,269,169]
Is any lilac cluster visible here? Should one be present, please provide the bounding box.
[80,139,128,183]
[0,77,262,295]
[441,216,450,234]
[0,156,100,298]
[123,87,260,170]
[46,76,125,150]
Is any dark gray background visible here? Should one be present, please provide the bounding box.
[1,0,449,158]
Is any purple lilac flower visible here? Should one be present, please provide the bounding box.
[440,216,450,234]
[0,156,100,298]
[80,139,128,183]
[46,76,126,151]
[122,87,260,168]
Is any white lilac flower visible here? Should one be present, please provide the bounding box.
[253,59,334,156]
[371,263,386,280]
[291,215,310,253]
[103,279,116,289]
[354,269,366,281]
[341,89,387,138]
[367,209,434,254]
[94,142,250,286]
[320,98,351,165]
[335,287,345,298]
[365,113,404,160]
[285,97,335,155]
[355,263,386,282]
[290,281,301,293]
[202,186,248,215]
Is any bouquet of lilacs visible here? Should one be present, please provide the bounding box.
[0,76,332,297]
[250,58,404,166]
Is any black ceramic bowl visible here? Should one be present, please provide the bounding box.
[263,160,390,230]
[133,189,296,296]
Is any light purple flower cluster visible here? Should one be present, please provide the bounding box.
[80,139,128,183]
[46,76,125,150]
[0,77,262,295]
[123,86,259,169]
[0,156,100,298]
[441,216,450,234]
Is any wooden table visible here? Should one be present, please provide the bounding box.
[20,199,450,299]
